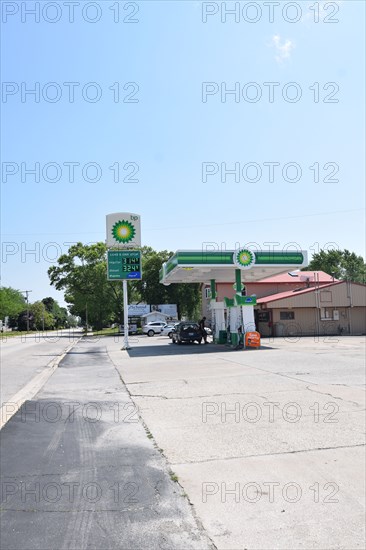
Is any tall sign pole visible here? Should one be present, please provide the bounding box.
[106,213,142,350]
[123,280,129,349]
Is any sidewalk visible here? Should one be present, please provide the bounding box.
[0,338,215,550]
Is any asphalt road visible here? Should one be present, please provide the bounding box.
[0,337,214,550]
[0,330,81,407]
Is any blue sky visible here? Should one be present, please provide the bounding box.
[1,0,365,306]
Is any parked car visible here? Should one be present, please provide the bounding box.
[161,324,178,338]
[172,322,202,345]
[142,322,167,337]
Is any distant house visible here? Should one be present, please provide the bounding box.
[216,271,336,299]
[202,271,338,320]
[141,311,170,324]
[202,272,366,337]
[256,281,366,337]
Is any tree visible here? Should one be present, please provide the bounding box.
[341,250,366,283]
[0,287,26,319]
[48,242,127,330]
[66,315,79,328]
[129,247,201,319]
[134,248,172,305]
[14,310,34,331]
[13,302,55,331]
[48,242,202,327]
[42,297,68,328]
[305,249,366,283]
[175,284,202,320]
[30,302,55,330]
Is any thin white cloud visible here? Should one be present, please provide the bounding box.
[271,35,295,63]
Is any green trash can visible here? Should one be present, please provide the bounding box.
[218,330,227,344]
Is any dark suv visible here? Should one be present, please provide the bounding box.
[172,322,202,345]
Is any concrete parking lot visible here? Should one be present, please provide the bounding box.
[107,334,366,550]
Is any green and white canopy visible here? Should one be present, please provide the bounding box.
[160,249,308,285]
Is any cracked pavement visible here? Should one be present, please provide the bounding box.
[1,334,364,549]
[107,334,366,550]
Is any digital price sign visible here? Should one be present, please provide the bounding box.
[107,250,142,280]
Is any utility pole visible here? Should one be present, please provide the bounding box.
[20,290,32,332]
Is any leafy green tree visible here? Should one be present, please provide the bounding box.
[306,249,366,283]
[13,310,34,331]
[13,303,53,331]
[48,242,127,330]
[30,302,55,330]
[175,284,202,320]
[134,248,172,305]
[0,287,26,319]
[48,242,202,327]
[340,250,366,283]
[42,297,68,328]
[42,297,55,312]
[133,247,201,319]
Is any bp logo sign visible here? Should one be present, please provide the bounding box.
[112,220,136,244]
[233,249,255,270]
[106,212,141,247]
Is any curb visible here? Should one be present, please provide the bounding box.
[0,337,81,430]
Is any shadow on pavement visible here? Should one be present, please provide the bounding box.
[126,342,276,358]
[65,350,106,355]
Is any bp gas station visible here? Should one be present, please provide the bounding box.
[159,248,308,347]
[106,212,308,349]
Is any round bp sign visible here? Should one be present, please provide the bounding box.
[233,249,255,270]
[106,212,141,248]
[112,220,136,244]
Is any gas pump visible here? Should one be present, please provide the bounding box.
[223,295,260,348]
[209,300,225,342]
[235,295,260,348]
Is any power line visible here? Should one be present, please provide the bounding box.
[1,208,364,236]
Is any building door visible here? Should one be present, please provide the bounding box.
[257,310,273,337]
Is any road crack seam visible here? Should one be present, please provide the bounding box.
[170,443,366,465]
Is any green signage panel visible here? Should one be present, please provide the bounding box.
[107,250,142,280]
[235,295,257,306]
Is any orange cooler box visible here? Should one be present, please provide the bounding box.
[245,331,261,348]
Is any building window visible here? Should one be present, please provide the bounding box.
[205,288,212,299]
[320,308,334,320]
[280,311,295,320]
